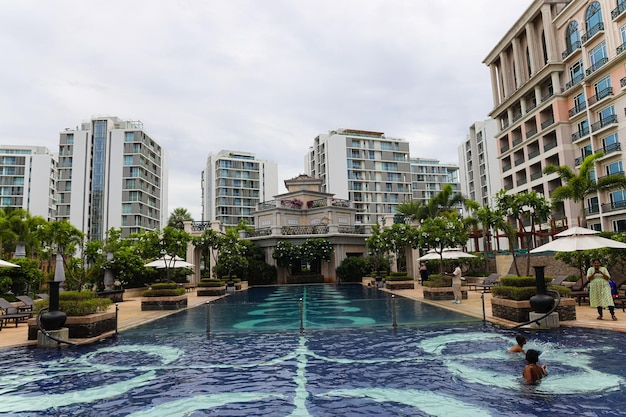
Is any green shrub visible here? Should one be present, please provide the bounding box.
[34,291,112,316]
[198,279,225,287]
[500,276,544,287]
[59,290,98,301]
[389,271,408,277]
[336,257,369,282]
[386,275,413,281]
[149,283,179,290]
[142,288,186,297]
[492,285,571,300]
[287,274,324,284]
[422,274,451,287]
[565,275,580,282]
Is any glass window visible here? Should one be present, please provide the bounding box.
[611,190,626,203]
[613,219,626,232]
[122,203,132,214]
[66,134,74,144]
[569,59,584,82]
[585,2,602,31]
[574,92,585,109]
[125,132,135,142]
[621,24,626,43]
[566,21,580,50]
[606,161,623,175]
[603,133,619,148]
[589,41,607,66]
[599,105,615,121]
[124,155,133,165]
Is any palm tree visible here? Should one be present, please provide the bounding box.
[465,200,512,272]
[168,208,194,230]
[396,184,466,223]
[544,153,626,226]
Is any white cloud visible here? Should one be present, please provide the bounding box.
[0,0,531,220]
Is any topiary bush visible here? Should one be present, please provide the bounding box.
[422,274,451,287]
[492,275,571,300]
[336,256,369,282]
[287,274,324,284]
[142,282,186,297]
[198,279,225,287]
[34,291,112,316]
[386,272,413,281]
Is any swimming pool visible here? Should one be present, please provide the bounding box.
[1,284,625,416]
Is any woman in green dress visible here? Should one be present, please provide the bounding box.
[586,258,616,321]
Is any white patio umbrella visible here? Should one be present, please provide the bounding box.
[529,227,626,253]
[145,255,194,269]
[417,248,476,261]
[0,259,20,268]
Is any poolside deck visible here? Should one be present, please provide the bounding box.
[1,284,625,349]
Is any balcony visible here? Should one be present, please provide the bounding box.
[502,164,511,172]
[602,200,626,213]
[541,90,554,102]
[512,113,523,123]
[618,41,626,55]
[591,114,618,132]
[540,117,555,129]
[562,40,582,60]
[588,87,612,107]
[526,101,537,112]
[528,149,541,160]
[572,126,590,142]
[585,57,608,76]
[501,144,510,153]
[621,76,626,88]
[586,204,600,215]
[517,178,528,186]
[514,156,525,166]
[544,141,558,151]
[526,127,538,138]
[602,142,622,155]
[568,101,587,117]
[512,137,523,146]
[504,183,514,190]
[611,0,626,19]
[530,171,543,181]
[581,22,604,44]
[565,73,585,90]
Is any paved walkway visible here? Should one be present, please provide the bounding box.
[1,285,625,349]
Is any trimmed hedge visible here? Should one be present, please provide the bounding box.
[287,274,324,284]
[492,275,572,300]
[143,283,186,297]
[34,291,112,316]
[423,274,452,287]
[386,275,413,281]
[198,279,225,287]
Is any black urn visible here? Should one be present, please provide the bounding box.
[529,266,554,314]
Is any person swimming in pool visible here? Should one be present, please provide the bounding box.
[522,349,547,384]
[508,334,526,353]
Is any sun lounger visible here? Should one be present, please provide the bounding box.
[0,297,31,328]
[569,277,589,306]
[550,275,568,286]
[16,295,35,315]
[469,273,500,292]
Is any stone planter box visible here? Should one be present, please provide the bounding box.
[385,280,415,290]
[491,297,577,323]
[27,311,116,340]
[423,286,468,301]
[197,287,226,296]
[97,289,125,303]
[141,294,188,311]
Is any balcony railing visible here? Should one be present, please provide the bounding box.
[541,117,555,129]
[512,137,523,146]
[597,171,625,182]
[526,127,538,138]
[517,178,528,186]
[526,101,537,112]
[611,0,626,19]
[565,73,585,90]
[621,76,626,88]
[618,41,626,55]
[512,113,523,123]
[602,142,622,155]
[247,227,272,237]
[544,141,558,151]
[581,22,604,44]
[514,156,525,166]
[504,183,513,190]
[502,164,511,172]
[568,101,587,117]
[530,171,543,181]
[585,57,608,76]
[591,114,618,132]
[586,204,600,215]
[588,87,613,106]
[282,225,329,235]
[562,40,582,60]
[501,144,510,153]
[541,90,554,102]
[572,126,590,141]
[602,200,626,213]
[528,149,540,159]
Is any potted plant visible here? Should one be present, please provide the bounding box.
[490,276,574,322]
[384,271,415,290]
[28,291,114,340]
[422,274,468,301]
[197,278,226,296]
[141,283,187,311]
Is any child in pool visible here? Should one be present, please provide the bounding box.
[508,335,526,353]
[522,349,547,384]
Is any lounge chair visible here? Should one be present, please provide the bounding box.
[0,297,31,328]
[16,295,35,314]
[550,275,568,286]
[36,293,49,300]
[569,277,590,306]
[469,273,501,292]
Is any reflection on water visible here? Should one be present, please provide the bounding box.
[0,285,625,416]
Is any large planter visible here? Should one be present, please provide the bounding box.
[385,280,415,290]
[97,289,125,303]
[141,294,188,311]
[197,287,226,296]
[423,286,468,301]
[28,311,116,340]
[491,297,576,322]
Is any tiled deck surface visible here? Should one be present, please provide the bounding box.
[1,283,625,349]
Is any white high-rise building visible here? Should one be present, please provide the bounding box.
[201,150,278,226]
[57,116,168,240]
[0,145,57,220]
[458,119,500,207]
[305,129,412,224]
[410,157,461,205]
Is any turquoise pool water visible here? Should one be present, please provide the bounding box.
[0,284,625,416]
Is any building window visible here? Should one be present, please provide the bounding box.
[66,134,74,144]
[124,155,133,165]
[599,104,615,122]
[125,132,135,142]
[569,59,584,83]
[606,161,623,175]
[585,2,602,33]
[613,219,626,232]
[589,41,607,66]
[566,21,580,50]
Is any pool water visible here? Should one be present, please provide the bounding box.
[1,284,625,416]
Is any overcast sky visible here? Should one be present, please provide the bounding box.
[0,0,531,220]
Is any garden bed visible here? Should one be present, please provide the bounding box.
[422,286,468,301]
[141,294,188,311]
[490,297,576,322]
[27,311,116,340]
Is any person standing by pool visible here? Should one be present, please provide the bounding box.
[522,349,547,384]
[586,258,617,321]
[419,263,429,284]
[448,262,463,304]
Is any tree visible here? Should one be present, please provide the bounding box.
[378,223,419,272]
[366,223,390,274]
[396,184,465,223]
[544,152,626,226]
[465,200,511,272]
[192,229,222,278]
[168,207,193,230]
[419,214,468,274]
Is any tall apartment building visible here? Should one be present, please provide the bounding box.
[458,119,500,207]
[484,0,626,232]
[201,150,278,226]
[305,129,412,224]
[410,157,461,205]
[57,116,168,240]
[0,145,56,220]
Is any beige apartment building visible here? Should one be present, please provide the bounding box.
[484,0,626,233]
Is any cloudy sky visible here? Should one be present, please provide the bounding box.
[0,0,531,220]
